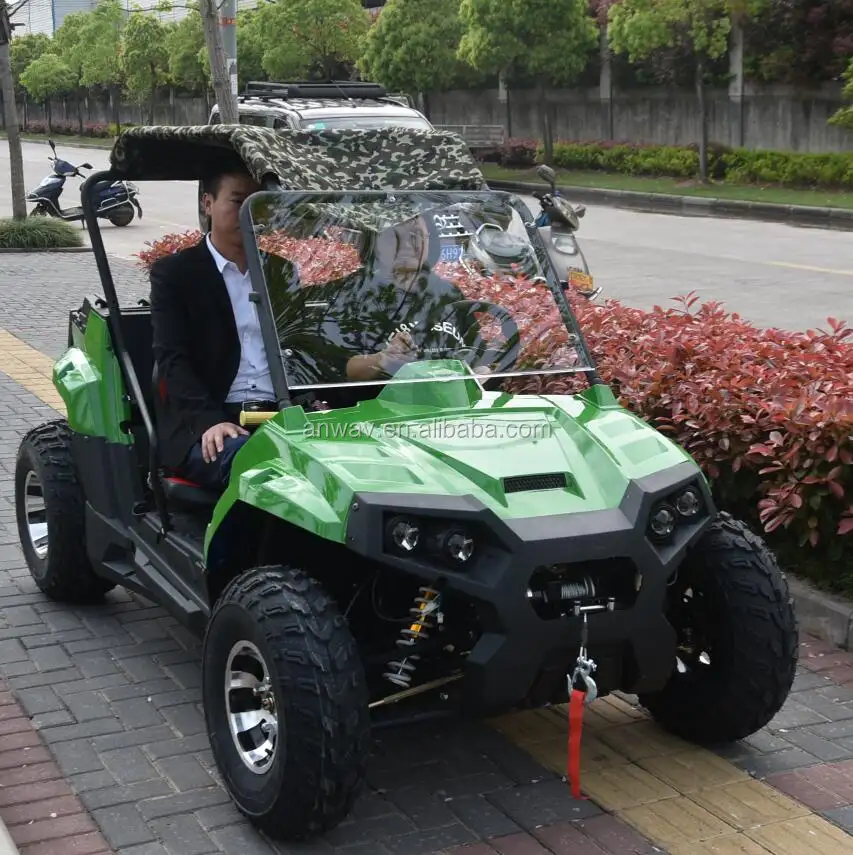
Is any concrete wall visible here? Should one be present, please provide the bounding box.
[427,83,851,154]
[5,82,851,154]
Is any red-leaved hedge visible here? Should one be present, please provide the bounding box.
[137,232,853,583]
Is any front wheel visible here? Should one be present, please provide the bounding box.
[639,512,798,744]
[202,565,369,840]
[14,420,115,602]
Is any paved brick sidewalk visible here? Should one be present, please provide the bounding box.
[3,253,853,855]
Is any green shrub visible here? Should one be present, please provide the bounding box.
[496,138,853,189]
[0,218,85,249]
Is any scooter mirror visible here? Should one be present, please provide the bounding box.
[536,164,556,188]
[82,163,93,169]
[48,139,56,153]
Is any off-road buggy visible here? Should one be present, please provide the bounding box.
[14,124,798,842]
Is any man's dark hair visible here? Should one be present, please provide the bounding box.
[200,162,253,198]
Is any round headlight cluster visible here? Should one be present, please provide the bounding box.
[385,516,476,566]
[647,486,704,543]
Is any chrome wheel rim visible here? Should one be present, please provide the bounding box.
[23,470,48,560]
[225,640,279,775]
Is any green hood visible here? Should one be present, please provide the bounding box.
[212,373,696,550]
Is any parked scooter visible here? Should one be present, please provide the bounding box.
[26,140,142,227]
[533,164,600,301]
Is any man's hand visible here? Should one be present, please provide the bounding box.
[201,422,249,463]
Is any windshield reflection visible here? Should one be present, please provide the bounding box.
[246,191,592,394]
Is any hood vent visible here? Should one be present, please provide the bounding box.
[503,473,567,493]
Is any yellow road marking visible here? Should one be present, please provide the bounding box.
[491,694,845,855]
[0,330,65,413]
[770,261,853,277]
[0,328,845,855]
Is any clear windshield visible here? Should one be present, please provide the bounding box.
[244,190,593,393]
[298,115,433,130]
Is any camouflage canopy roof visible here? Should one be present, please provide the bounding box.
[108,124,487,191]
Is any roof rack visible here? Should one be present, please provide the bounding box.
[240,81,390,101]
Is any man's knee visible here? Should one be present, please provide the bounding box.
[182,434,249,490]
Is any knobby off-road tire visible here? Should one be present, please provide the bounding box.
[202,565,370,841]
[639,512,798,744]
[14,420,115,602]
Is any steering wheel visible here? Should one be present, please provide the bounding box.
[424,299,520,374]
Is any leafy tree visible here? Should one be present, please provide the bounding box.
[120,9,169,122]
[19,52,70,131]
[359,0,481,103]
[253,0,371,81]
[743,0,853,85]
[52,11,89,133]
[164,6,208,92]
[829,58,853,131]
[608,0,768,182]
[77,0,126,129]
[236,8,266,87]
[10,31,50,94]
[457,0,598,164]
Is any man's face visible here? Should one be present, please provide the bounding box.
[203,172,260,247]
[375,216,430,283]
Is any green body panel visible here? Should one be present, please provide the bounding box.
[53,310,132,445]
[204,363,697,559]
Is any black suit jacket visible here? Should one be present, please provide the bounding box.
[150,239,242,470]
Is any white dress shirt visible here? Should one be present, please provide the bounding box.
[206,234,275,403]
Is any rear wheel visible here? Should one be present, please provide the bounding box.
[15,420,114,602]
[108,205,134,227]
[202,564,369,840]
[639,512,798,744]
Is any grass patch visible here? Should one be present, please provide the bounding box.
[0,217,85,249]
[480,165,853,211]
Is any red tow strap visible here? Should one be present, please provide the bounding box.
[567,685,588,799]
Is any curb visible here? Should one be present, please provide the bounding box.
[0,819,19,855]
[487,178,853,232]
[0,247,92,253]
[789,576,853,651]
[0,134,112,151]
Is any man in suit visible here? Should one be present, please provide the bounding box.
[150,163,268,491]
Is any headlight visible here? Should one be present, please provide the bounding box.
[674,487,702,517]
[442,529,475,564]
[552,234,578,255]
[648,503,677,542]
[386,516,419,552]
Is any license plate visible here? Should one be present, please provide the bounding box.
[568,270,594,291]
[440,244,464,263]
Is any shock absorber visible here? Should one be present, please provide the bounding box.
[384,587,442,688]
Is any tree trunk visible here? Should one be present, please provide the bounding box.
[538,83,553,166]
[76,90,84,135]
[695,57,709,183]
[200,0,237,123]
[0,38,26,218]
[46,98,52,134]
[149,65,156,125]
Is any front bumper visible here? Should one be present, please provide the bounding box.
[345,461,715,717]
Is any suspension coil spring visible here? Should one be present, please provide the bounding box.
[558,577,596,601]
[383,587,442,688]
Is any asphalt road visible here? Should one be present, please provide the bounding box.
[2,139,851,331]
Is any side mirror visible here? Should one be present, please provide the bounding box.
[536,163,556,189]
[575,204,586,218]
[48,139,56,152]
[81,163,93,169]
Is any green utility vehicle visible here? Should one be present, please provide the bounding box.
[14,124,798,842]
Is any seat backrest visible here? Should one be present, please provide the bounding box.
[117,307,155,417]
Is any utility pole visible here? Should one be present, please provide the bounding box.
[199,0,237,123]
[220,0,237,109]
[0,0,26,218]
